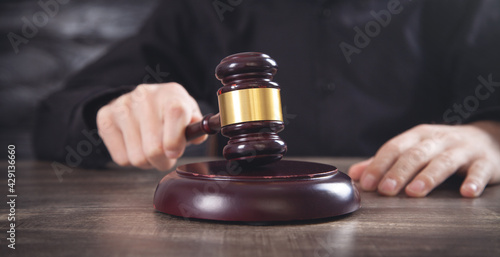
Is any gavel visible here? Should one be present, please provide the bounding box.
[184,52,287,166]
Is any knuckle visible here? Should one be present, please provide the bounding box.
[130,84,151,101]
[130,159,149,168]
[446,131,462,141]
[468,160,492,181]
[389,162,418,184]
[464,176,482,187]
[405,147,429,164]
[96,105,110,119]
[113,99,132,119]
[381,141,404,156]
[365,162,386,177]
[162,159,177,171]
[165,100,188,118]
[144,144,164,160]
[112,155,130,167]
[135,84,149,93]
[163,142,182,154]
[96,108,113,132]
[162,139,184,158]
[167,82,186,92]
[470,159,489,171]
[128,152,149,167]
[414,124,433,133]
[168,83,192,98]
[431,130,446,139]
[187,96,199,110]
[419,139,436,152]
[431,129,461,142]
[417,173,436,188]
[435,152,457,171]
[116,93,132,106]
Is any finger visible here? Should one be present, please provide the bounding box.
[360,130,422,191]
[162,100,191,159]
[113,99,153,169]
[405,149,471,197]
[97,107,130,166]
[347,158,373,180]
[187,105,208,145]
[378,138,446,196]
[135,97,175,171]
[460,159,493,198]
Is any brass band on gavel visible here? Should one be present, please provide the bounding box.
[217,88,284,127]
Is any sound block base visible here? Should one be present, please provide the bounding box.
[153,160,360,222]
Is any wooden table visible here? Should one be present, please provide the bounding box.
[1,158,499,257]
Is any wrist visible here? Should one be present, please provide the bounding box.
[468,120,500,143]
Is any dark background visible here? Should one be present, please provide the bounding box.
[0,0,160,159]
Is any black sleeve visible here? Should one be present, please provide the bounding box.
[426,0,500,124]
[33,1,217,168]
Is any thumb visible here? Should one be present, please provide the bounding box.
[186,105,209,145]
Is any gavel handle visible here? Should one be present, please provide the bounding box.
[185,113,221,141]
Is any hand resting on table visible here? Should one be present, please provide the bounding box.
[348,121,500,198]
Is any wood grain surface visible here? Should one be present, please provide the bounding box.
[1,157,499,257]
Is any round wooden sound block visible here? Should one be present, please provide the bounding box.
[153,160,360,222]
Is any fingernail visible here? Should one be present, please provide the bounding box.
[407,180,425,193]
[166,150,181,159]
[462,183,478,196]
[361,174,376,190]
[380,178,397,193]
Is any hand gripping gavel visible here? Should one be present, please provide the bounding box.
[184,52,287,166]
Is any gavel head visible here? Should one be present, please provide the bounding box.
[215,52,287,166]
